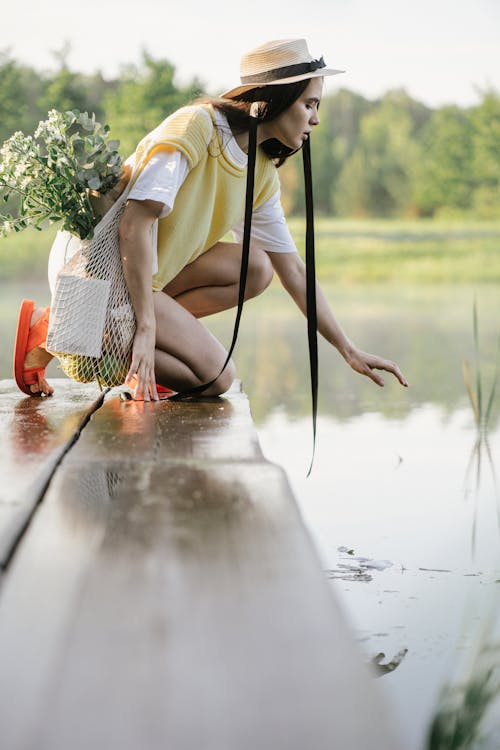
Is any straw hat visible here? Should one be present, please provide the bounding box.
[221,38,344,99]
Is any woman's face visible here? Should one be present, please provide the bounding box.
[264,77,323,150]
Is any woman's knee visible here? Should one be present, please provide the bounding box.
[207,358,236,395]
[246,249,273,298]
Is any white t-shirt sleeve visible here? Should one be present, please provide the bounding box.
[126,144,297,254]
[127,150,189,218]
[232,188,298,254]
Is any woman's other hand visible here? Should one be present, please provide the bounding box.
[344,347,408,388]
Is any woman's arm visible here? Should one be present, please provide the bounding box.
[118,198,164,400]
[268,251,408,388]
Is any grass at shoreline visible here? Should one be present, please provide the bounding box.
[289,218,500,284]
[1,219,500,284]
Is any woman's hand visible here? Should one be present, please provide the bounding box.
[125,323,159,401]
[344,346,408,388]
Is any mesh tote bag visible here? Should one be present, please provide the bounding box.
[45,179,146,387]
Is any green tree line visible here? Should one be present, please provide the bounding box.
[1,48,499,219]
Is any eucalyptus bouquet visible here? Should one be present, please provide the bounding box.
[0,110,123,240]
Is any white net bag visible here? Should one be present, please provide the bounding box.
[46,186,137,387]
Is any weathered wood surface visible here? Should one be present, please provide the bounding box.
[0,379,106,569]
[0,379,404,750]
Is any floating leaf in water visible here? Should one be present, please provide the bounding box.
[327,549,394,582]
[370,648,408,678]
[326,567,373,582]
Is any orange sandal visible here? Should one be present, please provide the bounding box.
[121,377,175,401]
[156,385,175,397]
[13,299,52,396]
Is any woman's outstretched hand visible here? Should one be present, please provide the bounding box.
[344,347,408,388]
[125,324,159,401]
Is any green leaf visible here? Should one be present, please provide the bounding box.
[0,108,122,239]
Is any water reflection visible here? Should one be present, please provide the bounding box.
[42,392,250,546]
[60,467,124,531]
[54,456,284,568]
[2,281,499,427]
[426,352,500,749]
[464,434,500,557]
[89,393,241,462]
[257,403,500,750]
[2,278,500,749]
[207,283,500,427]
[8,394,91,460]
[11,397,55,457]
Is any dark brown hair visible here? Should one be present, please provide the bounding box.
[200,78,310,166]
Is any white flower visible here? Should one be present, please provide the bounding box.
[14,163,27,179]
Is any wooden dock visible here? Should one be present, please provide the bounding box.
[0,379,404,749]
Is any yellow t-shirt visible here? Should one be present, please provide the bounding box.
[131,105,280,291]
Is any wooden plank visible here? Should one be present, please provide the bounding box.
[0,383,404,749]
[0,379,106,569]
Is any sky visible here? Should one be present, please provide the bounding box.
[2,0,499,108]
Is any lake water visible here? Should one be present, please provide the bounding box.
[1,277,500,749]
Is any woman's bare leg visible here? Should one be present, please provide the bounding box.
[25,242,268,396]
[151,242,273,394]
[153,291,235,396]
[163,242,273,318]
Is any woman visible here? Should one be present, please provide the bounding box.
[14,38,408,399]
